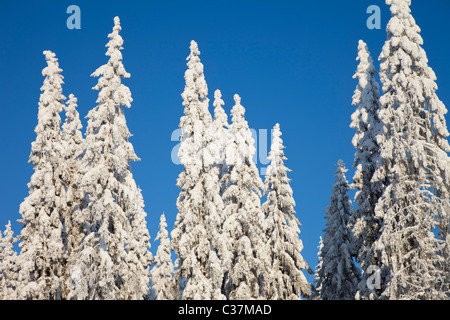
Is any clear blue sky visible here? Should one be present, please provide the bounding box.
[1,0,449,283]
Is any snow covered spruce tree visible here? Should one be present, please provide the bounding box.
[60,94,84,263]
[16,51,68,300]
[349,40,385,299]
[315,160,360,300]
[221,94,271,299]
[210,89,229,194]
[205,89,232,299]
[125,185,152,300]
[0,222,18,300]
[149,213,175,300]
[313,237,324,299]
[67,17,152,300]
[372,0,450,299]
[171,40,226,300]
[262,123,311,300]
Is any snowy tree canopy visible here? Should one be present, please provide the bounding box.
[149,213,175,300]
[349,40,384,299]
[373,0,450,300]
[67,16,151,300]
[315,160,360,300]
[0,222,18,300]
[60,94,84,260]
[222,94,270,300]
[171,40,225,300]
[211,89,229,190]
[3,1,450,300]
[263,123,311,300]
[17,50,68,300]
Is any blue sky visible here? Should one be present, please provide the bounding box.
[1,0,449,283]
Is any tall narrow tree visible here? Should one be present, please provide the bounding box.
[17,51,68,300]
[67,17,151,300]
[222,94,270,299]
[0,221,18,300]
[125,185,152,300]
[60,94,84,268]
[205,89,231,298]
[263,123,311,300]
[315,160,360,300]
[349,40,384,299]
[171,41,225,300]
[210,89,229,191]
[373,0,450,299]
[149,213,175,300]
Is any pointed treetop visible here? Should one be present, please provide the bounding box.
[355,39,377,76]
[269,123,283,157]
[355,40,372,64]
[334,160,350,180]
[114,16,121,28]
[43,50,56,62]
[213,89,227,125]
[334,160,350,184]
[104,16,125,59]
[233,94,241,105]
[67,93,77,104]
[111,16,122,37]
[159,212,167,226]
[384,0,422,45]
[64,94,82,130]
[41,50,63,83]
[266,123,287,177]
[273,123,281,137]
[230,94,247,123]
[189,40,200,56]
[352,39,379,108]
[186,40,201,63]
[213,89,224,108]
[386,0,411,13]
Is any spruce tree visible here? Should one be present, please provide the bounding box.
[125,185,152,299]
[263,123,311,300]
[210,89,229,190]
[149,213,175,300]
[373,0,450,299]
[349,40,384,299]
[313,236,324,299]
[60,94,84,268]
[205,89,231,298]
[171,41,225,300]
[222,94,270,299]
[17,51,68,300]
[68,17,151,300]
[0,221,18,300]
[315,160,360,300]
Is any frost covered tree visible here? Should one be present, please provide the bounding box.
[124,185,152,300]
[349,40,384,299]
[0,221,18,300]
[315,160,360,300]
[372,0,450,299]
[67,17,151,300]
[205,89,232,297]
[263,123,311,300]
[60,94,84,263]
[16,51,68,300]
[61,94,83,162]
[171,40,226,300]
[313,236,324,299]
[222,94,270,300]
[210,89,229,193]
[149,214,175,300]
